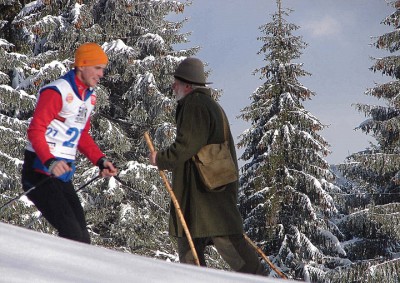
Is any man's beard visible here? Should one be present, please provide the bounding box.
[174,89,185,101]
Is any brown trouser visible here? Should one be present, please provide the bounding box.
[177,234,267,275]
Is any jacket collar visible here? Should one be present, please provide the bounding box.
[177,87,210,105]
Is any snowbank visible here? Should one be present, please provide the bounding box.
[0,222,287,282]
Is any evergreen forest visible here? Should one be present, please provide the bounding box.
[0,0,399,282]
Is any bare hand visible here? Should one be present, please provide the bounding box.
[149,151,157,166]
[50,160,72,177]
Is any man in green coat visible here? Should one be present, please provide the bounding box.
[149,57,266,275]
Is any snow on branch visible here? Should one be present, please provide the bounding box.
[367,258,400,283]
[0,39,14,50]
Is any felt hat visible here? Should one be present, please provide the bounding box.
[173,57,212,85]
[74,42,108,67]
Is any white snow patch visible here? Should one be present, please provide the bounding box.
[0,222,286,283]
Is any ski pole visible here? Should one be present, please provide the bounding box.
[1,161,78,213]
[75,174,100,193]
[25,174,100,228]
[144,131,200,266]
[0,176,52,213]
[113,175,168,214]
[243,233,288,279]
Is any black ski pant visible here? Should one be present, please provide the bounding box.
[22,152,90,244]
[177,234,267,275]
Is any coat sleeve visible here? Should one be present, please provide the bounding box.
[156,100,210,171]
[77,116,105,165]
[27,89,61,164]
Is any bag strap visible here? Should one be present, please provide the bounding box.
[218,104,229,143]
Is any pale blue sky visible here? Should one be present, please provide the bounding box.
[172,0,394,164]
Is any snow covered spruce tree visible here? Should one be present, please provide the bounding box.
[0,0,203,261]
[334,1,400,282]
[237,1,348,281]
[0,3,38,228]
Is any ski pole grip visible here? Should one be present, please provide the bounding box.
[144,131,155,153]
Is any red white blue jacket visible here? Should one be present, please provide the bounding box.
[26,69,105,168]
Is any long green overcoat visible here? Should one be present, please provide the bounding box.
[156,87,244,238]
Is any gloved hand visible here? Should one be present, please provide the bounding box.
[97,157,118,177]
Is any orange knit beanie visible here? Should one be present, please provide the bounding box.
[74,42,108,67]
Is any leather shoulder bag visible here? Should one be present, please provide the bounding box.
[192,105,238,191]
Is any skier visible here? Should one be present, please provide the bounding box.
[21,42,117,243]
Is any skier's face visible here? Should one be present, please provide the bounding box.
[76,64,106,88]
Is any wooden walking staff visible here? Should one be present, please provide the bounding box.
[144,131,200,266]
[243,234,288,279]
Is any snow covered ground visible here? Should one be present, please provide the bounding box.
[0,222,289,283]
